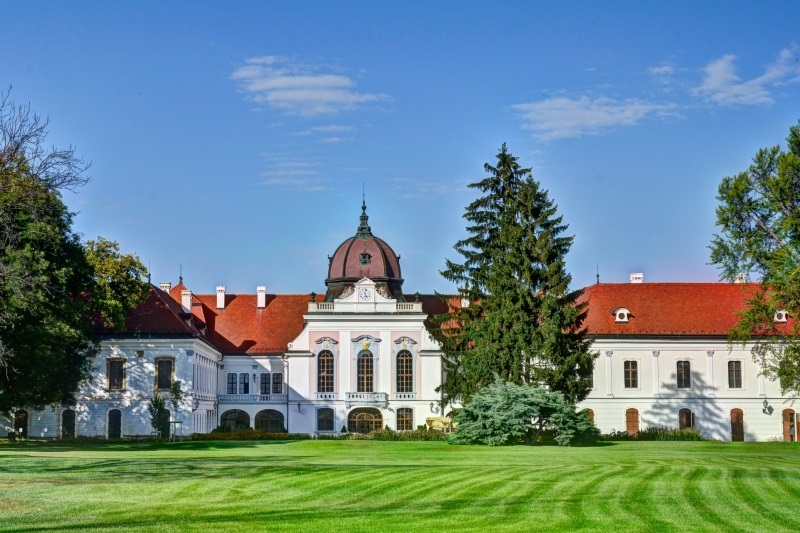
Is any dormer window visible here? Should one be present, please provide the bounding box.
[359,252,372,265]
[775,310,789,323]
[612,307,631,323]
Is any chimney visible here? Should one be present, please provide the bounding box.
[181,290,192,313]
[257,286,267,308]
[160,282,172,292]
[630,273,644,284]
[216,285,226,309]
[733,273,748,284]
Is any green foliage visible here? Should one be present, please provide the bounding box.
[369,427,447,441]
[710,120,800,397]
[447,376,599,446]
[603,426,707,441]
[84,237,149,331]
[0,91,149,413]
[433,144,596,405]
[148,393,169,438]
[191,430,314,441]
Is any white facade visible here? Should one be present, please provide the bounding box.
[580,339,797,441]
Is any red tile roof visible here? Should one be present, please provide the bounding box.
[192,293,323,354]
[120,281,779,352]
[579,282,774,336]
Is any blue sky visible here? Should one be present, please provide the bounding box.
[3,2,799,295]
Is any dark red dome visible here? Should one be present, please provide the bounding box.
[324,201,404,300]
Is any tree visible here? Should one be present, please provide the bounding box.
[432,144,595,405]
[710,120,800,397]
[447,376,598,446]
[148,393,170,438]
[0,90,149,413]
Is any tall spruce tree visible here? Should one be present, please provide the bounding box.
[433,144,595,405]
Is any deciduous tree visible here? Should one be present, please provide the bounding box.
[0,90,149,413]
[710,120,800,397]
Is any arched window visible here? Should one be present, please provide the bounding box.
[318,351,334,393]
[397,408,413,431]
[220,409,250,432]
[730,408,744,441]
[348,407,382,433]
[108,409,121,440]
[396,350,413,393]
[679,408,694,429]
[62,409,76,439]
[357,351,373,393]
[14,410,28,439]
[317,408,334,432]
[255,410,285,433]
[625,408,639,435]
[584,409,595,426]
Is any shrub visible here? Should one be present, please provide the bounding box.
[603,426,707,441]
[369,427,447,442]
[190,430,313,441]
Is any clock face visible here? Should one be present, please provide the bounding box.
[358,287,373,301]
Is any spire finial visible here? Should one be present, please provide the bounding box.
[356,188,372,238]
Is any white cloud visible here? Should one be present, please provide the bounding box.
[513,96,674,141]
[232,56,389,116]
[693,47,800,106]
[294,124,357,136]
[648,65,674,76]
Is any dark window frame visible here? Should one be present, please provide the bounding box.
[317,407,334,431]
[397,407,413,431]
[107,359,125,391]
[624,360,638,388]
[155,358,174,391]
[677,360,691,389]
[227,373,237,394]
[728,360,743,389]
[239,373,250,395]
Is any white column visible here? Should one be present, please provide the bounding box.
[652,351,660,398]
[605,351,614,398]
[706,351,715,398]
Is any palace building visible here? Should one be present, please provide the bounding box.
[3,204,798,442]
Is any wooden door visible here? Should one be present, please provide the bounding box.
[730,408,744,442]
[108,409,122,440]
[783,409,796,442]
[625,408,639,435]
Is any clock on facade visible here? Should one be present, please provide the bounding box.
[358,287,373,301]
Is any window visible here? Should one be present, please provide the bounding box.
[397,350,413,393]
[255,409,285,433]
[227,373,237,394]
[624,361,638,388]
[239,373,249,394]
[587,371,594,389]
[317,408,334,431]
[677,361,691,389]
[728,361,742,388]
[357,351,373,393]
[260,373,271,394]
[397,408,413,431]
[107,359,124,391]
[155,358,173,390]
[625,408,639,435]
[318,351,334,393]
[679,408,694,429]
[272,373,283,394]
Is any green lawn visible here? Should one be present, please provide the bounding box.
[1,440,798,532]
